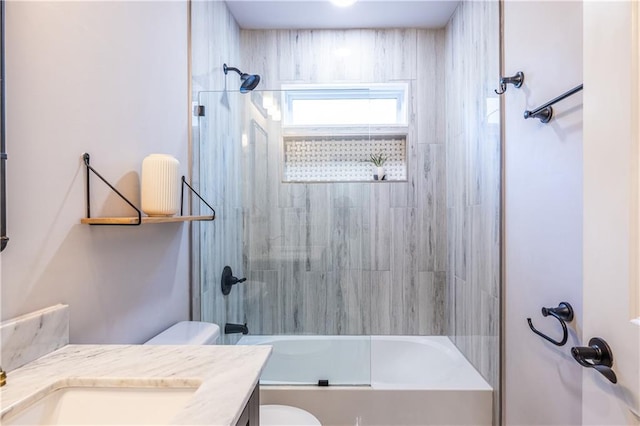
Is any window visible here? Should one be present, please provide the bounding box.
[280,83,409,183]
[282,84,409,127]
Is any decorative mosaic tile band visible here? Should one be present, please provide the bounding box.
[284,135,407,182]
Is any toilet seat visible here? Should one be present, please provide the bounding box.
[260,405,321,425]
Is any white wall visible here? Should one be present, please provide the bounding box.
[1,1,190,344]
[504,1,584,424]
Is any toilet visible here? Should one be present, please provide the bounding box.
[144,320,221,345]
[259,405,321,426]
[145,321,321,426]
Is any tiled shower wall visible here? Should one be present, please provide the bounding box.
[445,0,501,417]
[192,6,500,408]
[239,29,448,335]
[191,1,246,344]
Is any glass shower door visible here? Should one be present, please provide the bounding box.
[197,88,375,386]
[239,335,371,386]
[240,89,373,386]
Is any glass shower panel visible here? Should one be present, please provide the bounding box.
[243,88,377,336]
[198,88,411,386]
[197,90,245,344]
[240,335,371,386]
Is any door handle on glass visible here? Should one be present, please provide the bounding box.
[571,337,617,384]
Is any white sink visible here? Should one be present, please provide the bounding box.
[2,383,199,425]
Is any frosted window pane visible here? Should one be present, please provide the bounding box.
[291,99,398,126]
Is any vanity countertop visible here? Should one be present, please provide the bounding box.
[0,344,272,425]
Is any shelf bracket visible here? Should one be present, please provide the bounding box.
[83,153,142,226]
[181,176,215,221]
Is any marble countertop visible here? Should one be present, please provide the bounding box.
[0,344,272,425]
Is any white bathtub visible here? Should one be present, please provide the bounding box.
[238,335,493,425]
[371,336,491,390]
[238,335,491,390]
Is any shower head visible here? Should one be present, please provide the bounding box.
[223,64,261,93]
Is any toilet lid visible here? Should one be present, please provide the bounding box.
[260,405,321,425]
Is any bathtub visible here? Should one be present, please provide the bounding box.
[238,335,493,425]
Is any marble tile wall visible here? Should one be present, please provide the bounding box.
[239,29,448,335]
[0,305,69,372]
[191,1,245,344]
[444,1,501,422]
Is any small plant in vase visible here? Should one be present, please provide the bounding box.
[366,153,388,181]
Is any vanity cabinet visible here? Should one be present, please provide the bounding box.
[235,385,259,426]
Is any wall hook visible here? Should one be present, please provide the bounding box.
[495,71,524,95]
[571,337,617,384]
[527,301,574,346]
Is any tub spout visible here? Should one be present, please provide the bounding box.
[225,323,248,335]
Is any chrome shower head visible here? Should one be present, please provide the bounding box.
[223,64,261,93]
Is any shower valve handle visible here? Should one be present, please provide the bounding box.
[221,266,246,295]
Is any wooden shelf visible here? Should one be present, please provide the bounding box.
[81,154,215,227]
[81,215,214,225]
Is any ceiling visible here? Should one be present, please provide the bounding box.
[224,1,461,30]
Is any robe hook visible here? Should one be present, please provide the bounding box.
[495,71,525,95]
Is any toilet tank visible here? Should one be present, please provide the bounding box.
[144,321,220,345]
